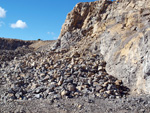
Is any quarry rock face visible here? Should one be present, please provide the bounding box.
[56,0,150,94]
[1,0,150,112]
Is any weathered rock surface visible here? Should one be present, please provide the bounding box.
[55,0,150,94]
[1,0,150,112]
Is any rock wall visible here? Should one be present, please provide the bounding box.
[54,0,150,94]
[99,0,150,94]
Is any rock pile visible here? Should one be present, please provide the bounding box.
[54,0,150,94]
[0,49,129,102]
[0,46,33,65]
[1,0,150,112]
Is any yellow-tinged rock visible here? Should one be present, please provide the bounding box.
[115,80,122,86]
[61,90,68,96]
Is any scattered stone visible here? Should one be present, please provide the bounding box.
[115,80,122,86]
[67,84,76,92]
[61,90,68,97]
[34,94,41,99]
[72,52,80,58]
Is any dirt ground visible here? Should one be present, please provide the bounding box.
[1,95,150,113]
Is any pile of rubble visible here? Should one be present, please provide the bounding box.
[0,50,129,102]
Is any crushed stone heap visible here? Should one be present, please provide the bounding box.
[53,0,150,94]
[0,0,150,112]
[0,49,129,101]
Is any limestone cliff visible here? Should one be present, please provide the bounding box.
[53,0,150,94]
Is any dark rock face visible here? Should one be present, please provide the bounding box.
[0,38,33,50]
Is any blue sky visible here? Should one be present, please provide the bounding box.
[0,0,100,40]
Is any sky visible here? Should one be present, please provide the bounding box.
[0,0,100,40]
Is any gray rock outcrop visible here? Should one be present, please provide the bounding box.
[55,0,150,94]
[1,0,150,112]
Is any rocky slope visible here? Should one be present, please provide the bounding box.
[53,0,150,94]
[1,0,150,112]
